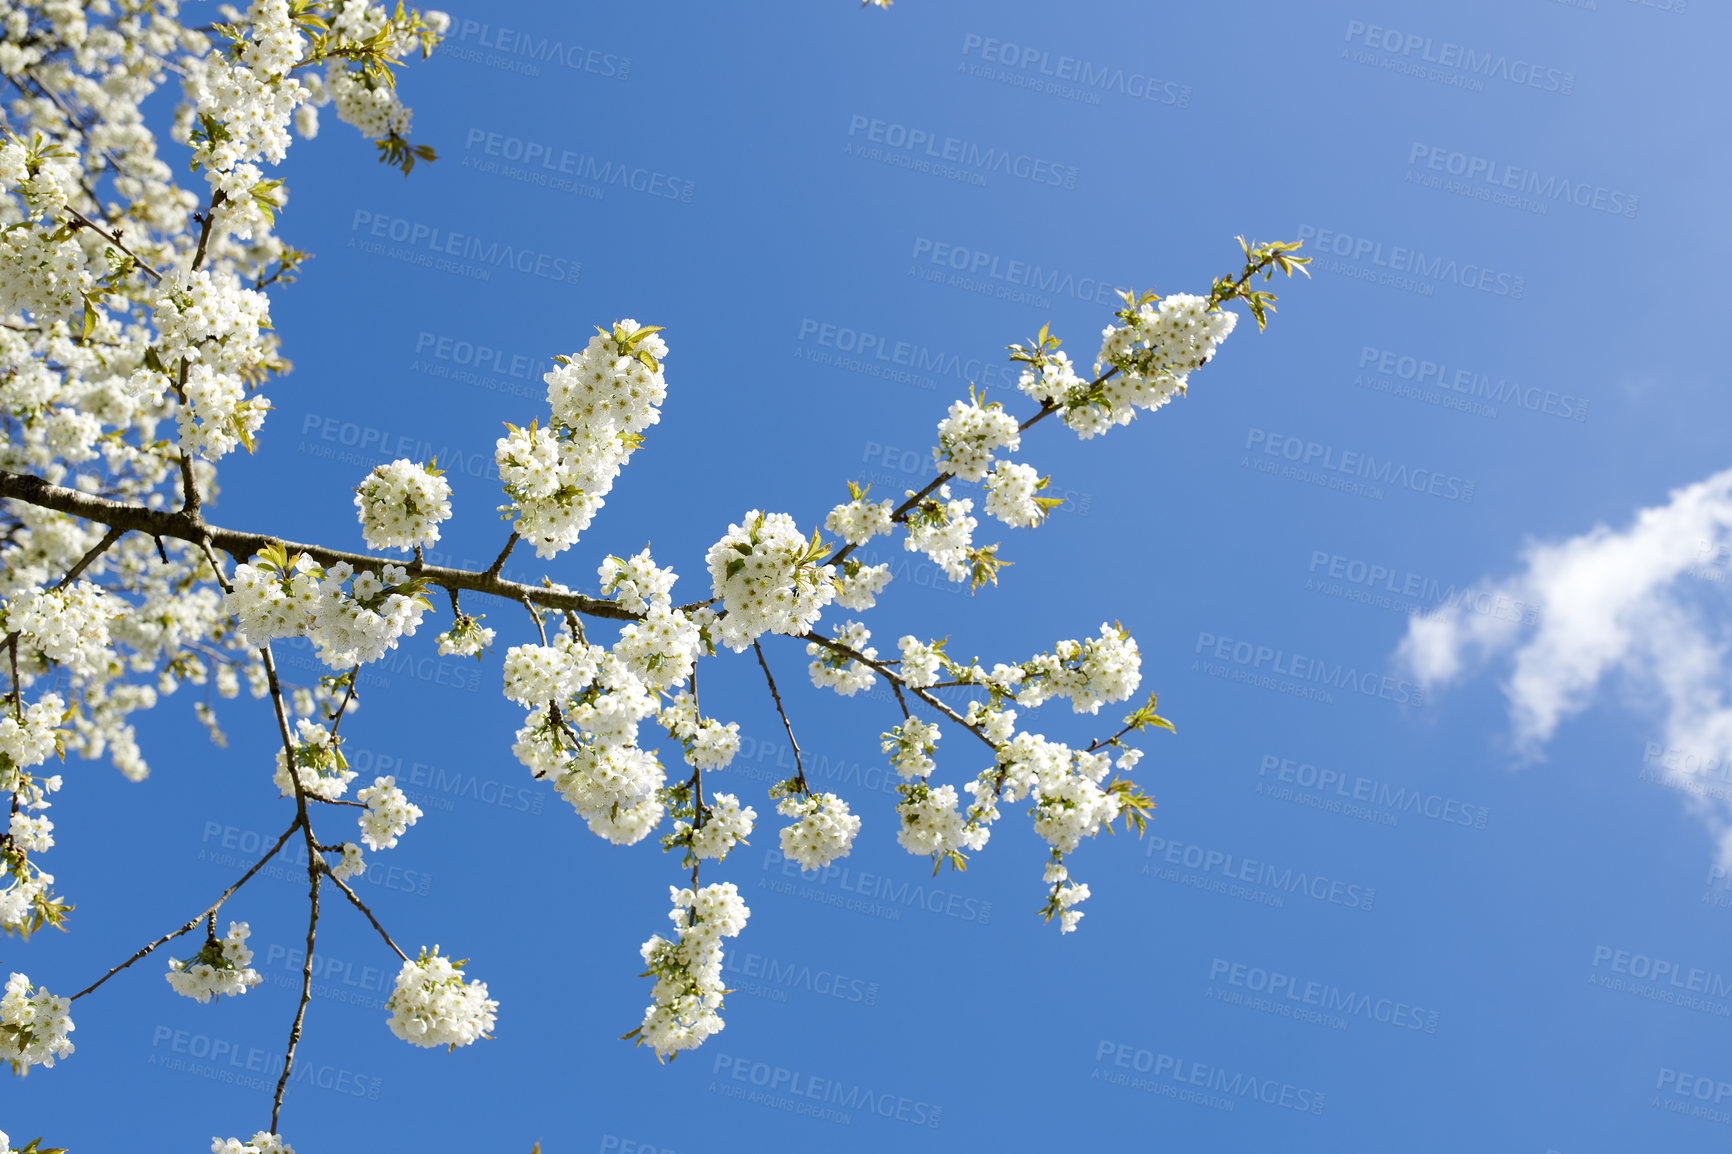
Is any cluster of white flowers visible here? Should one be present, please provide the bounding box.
[166,921,263,1003]
[3,582,121,678]
[932,396,1021,481]
[1028,747,1121,854]
[824,493,894,546]
[775,791,861,870]
[226,557,428,669]
[806,621,877,696]
[599,548,677,614]
[497,322,668,559]
[831,558,893,611]
[547,322,668,438]
[8,813,52,853]
[634,883,749,1059]
[705,511,835,651]
[613,605,700,691]
[502,643,582,707]
[1044,860,1093,934]
[686,793,756,861]
[0,972,74,1070]
[1099,292,1237,380]
[212,1133,294,1154]
[974,733,1122,856]
[0,694,65,774]
[354,459,452,551]
[882,717,940,779]
[224,553,425,665]
[902,487,977,582]
[1015,348,1087,410]
[0,748,64,933]
[357,775,423,850]
[326,65,410,139]
[897,636,947,688]
[982,461,1048,528]
[307,562,429,668]
[435,613,495,657]
[385,947,497,1050]
[509,626,671,845]
[1015,624,1142,714]
[272,718,356,800]
[659,691,741,771]
[894,781,985,858]
[144,270,276,458]
[332,841,366,882]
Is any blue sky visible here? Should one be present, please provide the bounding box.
[13,0,1732,1150]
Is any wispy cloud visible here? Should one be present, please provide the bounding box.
[1398,468,1732,858]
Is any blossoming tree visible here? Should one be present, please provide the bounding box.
[0,2,1308,1149]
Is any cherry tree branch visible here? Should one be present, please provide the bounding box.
[0,469,639,620]
[69,816,303,1001]
[325,869,409,963]
[752,640,808,792]
[798,630,994,750]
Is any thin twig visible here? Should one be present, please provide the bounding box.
[70,817,302,1001]
[54,524,125,588]
[752,641,808,791]
[270,867,320,1131]
[325,871,409,963]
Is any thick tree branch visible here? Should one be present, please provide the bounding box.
[0,469,638,620]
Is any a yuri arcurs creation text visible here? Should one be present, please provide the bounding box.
[0,2,1308,1150]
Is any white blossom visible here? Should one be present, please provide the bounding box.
[386,947,497,1050]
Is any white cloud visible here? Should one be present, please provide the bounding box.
[1398,467,1732,860]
